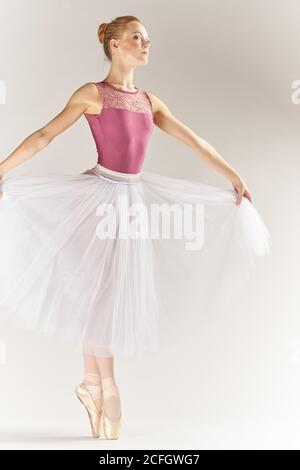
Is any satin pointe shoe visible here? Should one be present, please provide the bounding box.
[102,385,122,440]
[75,383,103,438]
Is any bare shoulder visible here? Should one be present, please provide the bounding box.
[73,82,101,95]
[81,82,103,96]
[69,82,103,115]
[144,90,171,118]
[37,82,104,141]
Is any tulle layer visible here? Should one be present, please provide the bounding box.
[0,163,271,357]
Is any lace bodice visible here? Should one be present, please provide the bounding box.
[84,80,154,173]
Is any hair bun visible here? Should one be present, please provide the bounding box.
[98,23,109,44]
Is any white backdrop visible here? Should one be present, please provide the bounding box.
[0,0,298,450]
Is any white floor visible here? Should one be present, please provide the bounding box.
[1,291,299,450]
[0,417,299,450]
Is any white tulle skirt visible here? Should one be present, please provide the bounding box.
[0,162,271,357]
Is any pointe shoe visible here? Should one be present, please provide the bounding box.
[75,383,103,438]
[102,386,122,440]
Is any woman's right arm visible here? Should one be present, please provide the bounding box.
[0,82,99,177]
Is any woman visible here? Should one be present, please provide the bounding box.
[0,15,271,440]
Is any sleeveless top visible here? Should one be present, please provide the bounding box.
[83,80,154,174]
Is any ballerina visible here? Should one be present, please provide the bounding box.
[0,15,271,440]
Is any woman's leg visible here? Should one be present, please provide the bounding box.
[81,351,103,412]
[95,354,121,422]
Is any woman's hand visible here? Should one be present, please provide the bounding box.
[230,174,253,205]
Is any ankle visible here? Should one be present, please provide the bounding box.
[83,380,102,389]
[102,377,119,397]
[83,372,102,387]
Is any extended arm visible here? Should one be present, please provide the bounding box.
[0,83,99,177]
[147,91,253,205]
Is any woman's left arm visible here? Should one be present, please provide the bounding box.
[146,91,253,205]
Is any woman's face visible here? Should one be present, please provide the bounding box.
[112,21,151,65]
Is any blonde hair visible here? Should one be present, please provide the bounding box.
[98,15,142,61]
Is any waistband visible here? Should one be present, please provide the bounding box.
[93,163,141,184]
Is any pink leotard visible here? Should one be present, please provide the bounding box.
[84,80,154,174]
